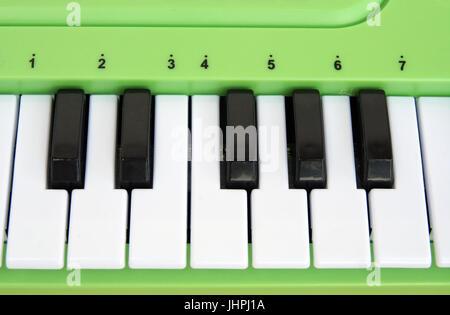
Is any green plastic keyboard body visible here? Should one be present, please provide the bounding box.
[0,0,449,294]
[1,246,450,294]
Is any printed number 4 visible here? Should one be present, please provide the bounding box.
[201,56,209,70]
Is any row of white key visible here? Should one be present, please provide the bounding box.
[0,94,448,269]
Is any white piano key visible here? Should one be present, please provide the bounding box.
[417,97,450,267]
[310,96,371,269]
[129,95,188,269]
[67,95,128,269]
[370,97,431,268]
[0,96,18,267]
[190,95,248,269]
[6,96,69,269]
[251,96,310,269]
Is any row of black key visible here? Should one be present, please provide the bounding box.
[47,89,394,192]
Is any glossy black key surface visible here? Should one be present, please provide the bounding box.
[292,90,326,189]
[48,89,88,190]
[224,90,258,190]
[117,89,154,190]
[355,90,394,189]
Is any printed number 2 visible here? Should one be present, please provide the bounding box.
[98,54,106,69]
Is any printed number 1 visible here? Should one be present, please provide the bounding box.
[29,54,36,69]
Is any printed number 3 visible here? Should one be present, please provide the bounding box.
[168,55,175,69]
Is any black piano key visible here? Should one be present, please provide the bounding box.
[117,89,154,190]
[48,89,88,190]
[292,90,326,189]
[355,90,394,189]
[224,90,258,190]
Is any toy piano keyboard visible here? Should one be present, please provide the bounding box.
[0,0,449,294]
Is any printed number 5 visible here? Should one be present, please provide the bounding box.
[268,55,275,70]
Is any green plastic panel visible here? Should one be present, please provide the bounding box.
[0,0,386,28]
[0,0,448,96]
[0,0,449,294]
[1,246,449,295]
